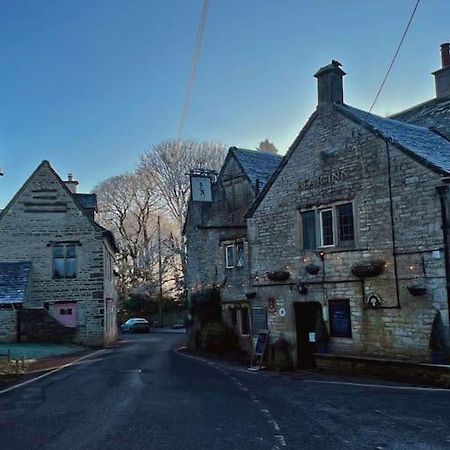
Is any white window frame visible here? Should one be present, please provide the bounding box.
[319,208,335,248]
[225,244,234,269]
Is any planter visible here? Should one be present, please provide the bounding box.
[351,259,385,278]
[407,284,427,296]
[305,263,320,275]
[266,271,290,282]
[244,291,256,299]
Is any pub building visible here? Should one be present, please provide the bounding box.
[245,45,450,367]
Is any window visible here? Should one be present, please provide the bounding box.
[225,244,234,269]
[302,211,316,250]
[236,242,244,268]
[53,244,77,279]
[337,203,355,246]
[230,308,237,328]
[301,202,355,250]
[240,308,250,335]
[320,209,334,247]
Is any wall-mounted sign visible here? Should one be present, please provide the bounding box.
[267,297,276,312]
[191,175,212,202]
[308,332,316,343]
[328,299,352,338]
[278,307,286,317]
[299,169,350,191]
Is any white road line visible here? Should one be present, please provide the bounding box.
[261,409,271,416]
[304,379,450,392]
[274,435,287,447]
[0,349,107,395]
[268,420,280,432]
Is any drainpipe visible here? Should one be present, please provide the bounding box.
[436,185,450,326]
[385,141,401,309]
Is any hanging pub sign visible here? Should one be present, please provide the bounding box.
[190,175,212,202]
[267,296,276,312]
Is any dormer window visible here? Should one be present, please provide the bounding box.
[53,244,77,279]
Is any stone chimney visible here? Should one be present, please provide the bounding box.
[433,43,450,99]
[314,60,346,109]
[64,173,79,193]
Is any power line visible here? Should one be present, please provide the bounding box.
[177,0,210,142]
[367,0,422,115]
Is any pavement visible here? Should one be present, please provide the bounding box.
[0,342,86,359]
[0,332,449,449]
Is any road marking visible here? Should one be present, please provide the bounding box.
[274,435,287,447]
[304,379,450,392]
[0,349,107,395]
[268,420,280,431]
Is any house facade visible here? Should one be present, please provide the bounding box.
[184,147,281,353]
[0,161,118,346]
[246,46,450,366]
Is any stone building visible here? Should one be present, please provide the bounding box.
[0,161,118,346]
[184,147,281,353]
[246,45,450,367]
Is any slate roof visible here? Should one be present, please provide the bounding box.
[75,193,98,211]
[231,147,282,189]
[0,262,31,304]
[337,104,450,175]
[390,96,450,141]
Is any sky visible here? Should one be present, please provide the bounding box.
[1,0,450,207]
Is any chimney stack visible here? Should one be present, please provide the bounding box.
[64,173,79,193]
[314,60,346,110]
[433,43,450,99]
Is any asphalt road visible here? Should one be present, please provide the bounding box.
[0,333,449,450]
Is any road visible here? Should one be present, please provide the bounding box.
[0,333,449,450]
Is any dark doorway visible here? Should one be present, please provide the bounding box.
[294,301,322,368]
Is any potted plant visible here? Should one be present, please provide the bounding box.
[266,270,290,282]
[407,280,427,296]
[430,310,448,364]
[351,259,385,278]
[305,263,320,275]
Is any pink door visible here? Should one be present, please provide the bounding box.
[50,302,78,328]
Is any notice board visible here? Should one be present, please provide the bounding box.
[328,299,352,338]
[251,306,268,335]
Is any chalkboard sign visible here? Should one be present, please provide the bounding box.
[249,330,269,370]
[329,299,352,338]
[252,306,268,335]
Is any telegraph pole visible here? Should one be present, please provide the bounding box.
[157,215,163,327]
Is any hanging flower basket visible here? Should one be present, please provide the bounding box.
[351,259,385,278]
[266,271,290,282]
[244,291,256,299]
[305,263,320,275]
[407,283,427,297]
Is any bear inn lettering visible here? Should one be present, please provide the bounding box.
[298,169,350,191]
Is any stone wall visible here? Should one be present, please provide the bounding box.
[248,107,449,363]
[0,162,110,345]
[0,309,17,342]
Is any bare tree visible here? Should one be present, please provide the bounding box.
[138,140,226,233]
[257,139,278,154]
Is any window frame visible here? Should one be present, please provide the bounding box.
[319,208,335,248]
[300,201,356,251]
[52,244,77,279]
[225,244,234,269]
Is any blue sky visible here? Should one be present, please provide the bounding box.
[1,0,449,207]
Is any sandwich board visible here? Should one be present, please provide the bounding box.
[249,330,269,371]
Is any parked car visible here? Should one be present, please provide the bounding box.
[121,318,151,334]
